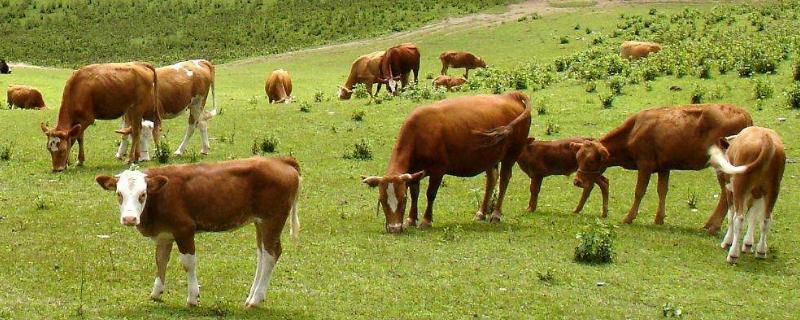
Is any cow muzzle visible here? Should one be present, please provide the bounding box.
[385,223,404,234]
[121,216,139,226]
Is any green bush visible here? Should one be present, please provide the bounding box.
[351,110,365,122]
[0,144,10,161]
[252,135,279,154]
[343,139,373,160]
[752,78,773,100]
[585,81,597,93]
[599,92,615,108]
[574,219,615,264]
[793,61,800,81]
[353,84,370,99]
[155,140,170,164]
[607,76,625,95]
[559,35,570,44]
[299,101,311,113]
[785,83,800,108]
[313,90,326,103]
[690,85,706,104]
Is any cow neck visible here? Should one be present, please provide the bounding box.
[599,125,632,167]
[55,84,80,131]
[385,135,415,176]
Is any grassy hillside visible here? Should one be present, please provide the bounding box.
[1,1,799,319]
[0,0,513,67]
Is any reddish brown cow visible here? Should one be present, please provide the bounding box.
[41,62,159,172]
[439,51,487,78]
[620,41,662,61]
[95,156,301,308]
[709,127,785,263]
[338,51,385,100]
[432,75,466,91]
[7,85,45,109]
[265,69,293,104]
[572,104,752,232]
[362,92,531,233]
[379,43,420,93]
[517,137,609,217]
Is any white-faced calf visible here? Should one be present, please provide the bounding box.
[95,156,300,308]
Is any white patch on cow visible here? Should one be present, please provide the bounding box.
[115,170,148,226]
[48,137,61,152]
[388,79,397,92]
[192,60,203,68]
[246,249,277,307]
[179,253,200,306]
[388,223,402,230]
[386,183,398,212]
[171,63,182,71]
[151,277,165,299]
[185,69,193,77]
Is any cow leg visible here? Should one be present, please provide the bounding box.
[246,221,265,307]
[440,64,448,76]
[597,176,610,218]
[475,167,498,221]
[721,208,734,250]
[742,198,761,253]
[176,235,199,306]
[76,131,86,166]
[654,171,670,225]
[246,219,283,308]
[413,66,420,84]
[198,120,210,155]
[464,69,470,79]
[527,175,543,212]
[704,171,729,235]
[175,99,200,156]
[490,160,514,223]
[756,189,778,258]
[371,82,379,97]
[401,73,409,89]
[727,182,750,264]
[420,175,444,229]
[127,120,142,165]
[150,238,173,301]
[406,181,420,227]
[622,168,652,224]
[116,134,130,160]
[574,183,594,214]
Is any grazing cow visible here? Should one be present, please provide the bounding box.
[41,62,159,172]
[708,127,785,263]
[7,85,46,109]
[338,51,385,100]
[0,59,9,74]
[362,92,531,233]
[95,156,301,308]
[517,137,609,217]
[620,41,662,61]
[439,51,487,78]
[379,43,420,93]
[572,104,752,231]
[265,69,293,104]
[432,75,467,91]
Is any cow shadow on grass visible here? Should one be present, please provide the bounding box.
[108,301,316,320]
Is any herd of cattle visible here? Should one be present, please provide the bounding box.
[0,38,786,307]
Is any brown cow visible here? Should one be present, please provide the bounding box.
[572,104,752,232]
[432,75,467,91]
[709,127,785,263]
[439,51,487,78]
[362,92,531,233]
[265,69,293,104]
[41,62,159,172]
[338,51,385,100]
[620,41,662,61]
[116,60,217,160]
[7,85,45,109]
[517,137,609,217]
[379,43,420,93]
[95,156,301,308]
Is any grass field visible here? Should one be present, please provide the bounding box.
[1,1,799,319]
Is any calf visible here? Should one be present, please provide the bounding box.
[708,126,785,263]
[432,75,466,91]
[7,85,45,109]
[439,51,486,78]
[265,69,293,104]
[620,41,662,61]
[517,137,609,217]
[95,156,301,308]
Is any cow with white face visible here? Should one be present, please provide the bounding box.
[96,156,301,308]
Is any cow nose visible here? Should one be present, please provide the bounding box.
[122,216,138,226]
[386,223,404,234]
[573,179,582,187]
[52,167,65,173]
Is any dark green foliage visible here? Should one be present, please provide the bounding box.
[785,83,800,108]
[793,61,800,81]
[155,140,170,164]
[753,78,773,100]
[299,101,311,113]
[545,121,560,135]
[574,219,615,264]
[584,81,597,93]
[599,92,614,108]
[352,84,369,99]
[690,85,706,104]
[0,144,10,161]
[607,75,625,95]
[351,110,365,122]
[343,139,372,160]
[559,35,570,44]
[252,135,278,154]
[313,90,327,103]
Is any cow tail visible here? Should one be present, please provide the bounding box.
[201,60,218,121]
[473,92,532,146]
[709,136,771,175]
[281,156,301,241]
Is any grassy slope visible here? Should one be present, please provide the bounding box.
[1,3,799,319]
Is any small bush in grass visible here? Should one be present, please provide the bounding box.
[574,219,615,264]
[585,81,597,93]
[252,135,278,154]
[599,92,615,108]
[662,303,684,318]
[34,195,49,210]
[352,83,369,99]
[687,189,699,209]
[607,76,625,95]
[545,121,560,135]
[343,139,373,160]
[753,78,773,100]
[559,35,570,44]
[299,101,311,113]
[784,83,800,108]
[536,103,547,115]
[425,72,435,80]
[645,81,653,91]
[591,35,606,45]
[585,27,592,34]
[351,110,365,122]
[188,150,200,163]
[698,62,713,79]
[574,24,581,30]
[400,84,422,102]
[155,139,170,164]
[530,12,541,20]
[649,8,657,15]
[313,90,326,103]
[248,96,259,105]
[690,85,706,104]
[0,144,11,161]
[536,268,556,284]
[794,61,800,82]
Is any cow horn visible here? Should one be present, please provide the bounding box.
[361,175,383,187]
[115,127,133,135]
[40,122,50,134]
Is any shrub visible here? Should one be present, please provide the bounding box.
[252,135,278,154]
[351,110,365,122]
[752,78,773,100]
[687,189,699,209]
[698,62,713,79]
[0,144,11,161]
[793,61,800,81]
[591,35,606,45]
[559,35,570,44]
[599,92,615,108]
[585,27,592,35]
[248,96,259,105]
[536,103,547,115]
[574,219,615,264]
[299,101,311,113]
[607,76,625,95]
[530,12,541,20]
[343,139,373,160]
[155,140,170,164]
[545,121,560,135]
[690,85,706,104]
[34,195,49,210]
[313,90,326,103]
[784,83,800,108]
[425,72,435,80]
[352,83,370,99]
[649,8,657,15]
[585,81,597,93]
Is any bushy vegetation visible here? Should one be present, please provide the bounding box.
[574,219,615,264]
[343,139,373,160]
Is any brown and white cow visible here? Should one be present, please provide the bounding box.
[620,41,662,61]
[379,43,420,93]
[95,156,301,308]
[7,85,45,109]
[41,62,159,172]
[338,51,385,100]
[362,92,531,233]
[518,137,609,217]
[432,75,467,91]
[265,69,293,104]
[572,104,752,232]
[708,126,785,263]
[439,51,487,78]
[116,60,217,160]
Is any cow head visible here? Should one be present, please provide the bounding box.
[41,122,81,172]
[571,140,610,188]
[361,171,426,233]
[337,86,353,100]
[477,57,488,68]
[96,169,168,226]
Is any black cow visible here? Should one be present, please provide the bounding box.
[0,59,10,74]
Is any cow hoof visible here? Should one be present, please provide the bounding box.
[76,162,84,167]
[173,151,183,156]
[756,251,767,259]
[474,212,487,221]
[187,301,199,307]
[489,215,501,224]
[621,217,635,224]
[150,295,163,302]
[404,219,417,228]
[726,255,738,264]
[245,302,258,309]
[419,220,432,229]
[526,206,535,213]
[742,244,753,253]
[705,226,720,236]
[653,217,664,225]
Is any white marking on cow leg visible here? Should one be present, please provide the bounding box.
[151,277,165,300]
[150,237,172,300]
[721,209,734,249]
[138,121,154,161]
[246,248,264,305]
[742,202,758,252]
[198,120,210,155]
[116,136,129,159]
[179,253,199,306]
[727,211,745,263]
[246,249,276,308]
[386,183,398,212]
[756,218,771,258]
[174,124,196,156]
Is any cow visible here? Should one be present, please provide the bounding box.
[41,62,159,172]
[0,59,9,74]
[338,51,385,100]
[517,137,609,217]
[708,126,785,263]
[379,43,420,94]
[439,51,487,78]
[432,75,467,91]
[265,69,293,104]
[571,104,752,232]
[95,156,301,308]
[620,41,662,61]
[7,85,46,109]
[362,92,531,233]
[115,59,217,159]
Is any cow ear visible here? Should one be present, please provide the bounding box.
[526,137,536,144]
[718,137,731,150]
[569,142,583,153]
[399,170,426,182]
[68,124,81,137]
[600,148,610,162]
[115,127,133,135]
[95,175,119,191]
[361,175,383,187]
[146,175,169,194]
[40,122,50,135]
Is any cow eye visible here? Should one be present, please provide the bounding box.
[138,193,146,203]
[116,193,123,203]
